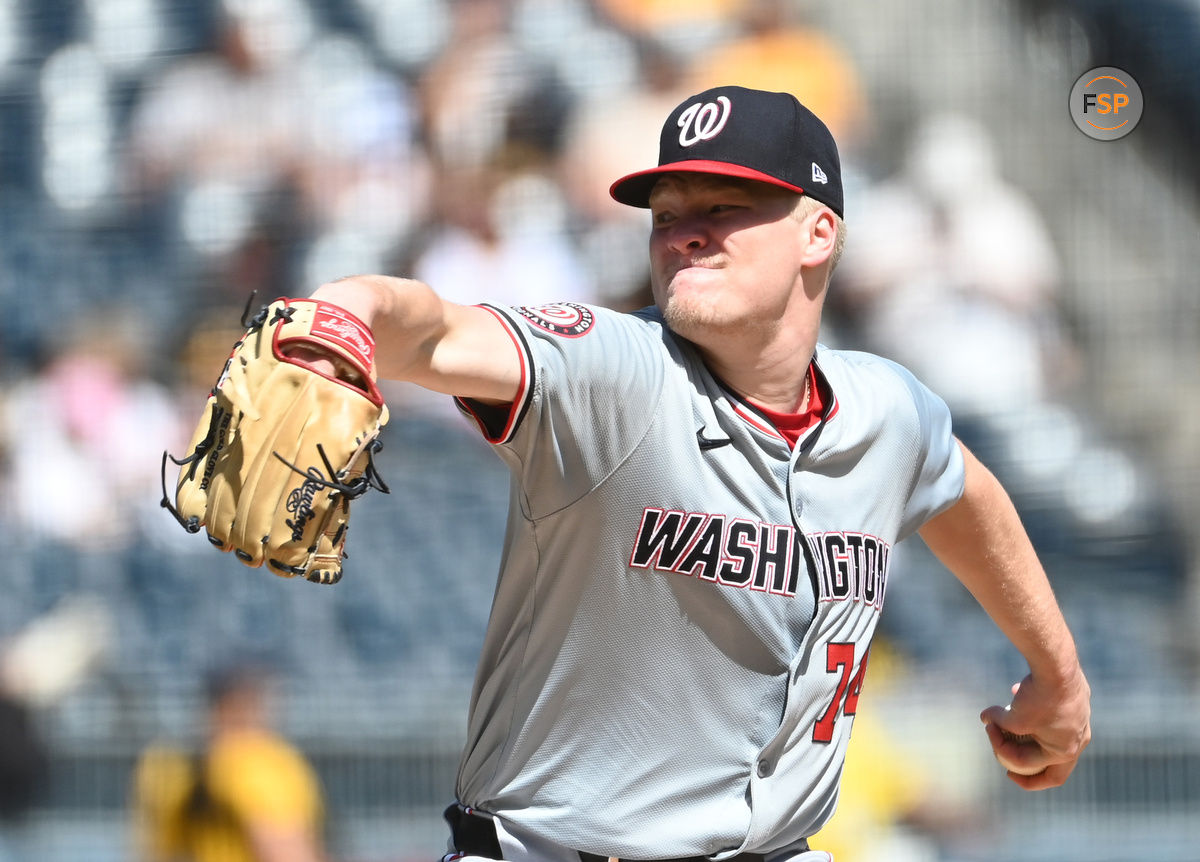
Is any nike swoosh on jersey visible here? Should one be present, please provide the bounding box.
[696,426,732,450]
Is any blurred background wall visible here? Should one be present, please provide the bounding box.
[0,0,1196,860]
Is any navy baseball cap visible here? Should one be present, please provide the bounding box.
[609,85,844,218]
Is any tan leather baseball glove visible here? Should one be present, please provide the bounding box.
[163,297,389,584]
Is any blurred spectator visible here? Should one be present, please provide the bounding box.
[131,662,328,862]
[412,0,581,323]
[1,311,185,549]
[0,594,112,861]
[122,0,316,304]
[558,39,690,225]
[125,0,312,199]
[687,0,869,153]
[835,112,1077,419]
[418,0,568,173]
[290,33,432,285]
[593,0,745,51]
[412,162,596,309]
[0,594,113,710]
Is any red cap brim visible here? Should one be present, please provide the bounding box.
[609,159,807,208]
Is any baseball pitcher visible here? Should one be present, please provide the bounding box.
[169,86,1091,862]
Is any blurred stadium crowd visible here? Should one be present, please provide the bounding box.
[0,0,1198,860]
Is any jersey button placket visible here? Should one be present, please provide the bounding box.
[755,758,772,778]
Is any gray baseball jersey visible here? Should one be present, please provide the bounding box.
[452,302,964,860]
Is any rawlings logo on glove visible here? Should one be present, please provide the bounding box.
[162,297,390,584]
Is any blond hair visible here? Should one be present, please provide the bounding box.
[792,194,846,272]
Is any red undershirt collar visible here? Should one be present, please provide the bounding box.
[750,363,825,449]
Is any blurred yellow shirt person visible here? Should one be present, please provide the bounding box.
[685,1,868,148]
[811,641,981,862]
[809,710,932,862]
[131,664,327,862]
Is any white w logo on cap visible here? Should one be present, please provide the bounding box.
[677,96,732,147]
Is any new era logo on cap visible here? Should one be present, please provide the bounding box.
[609,85,844,218]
